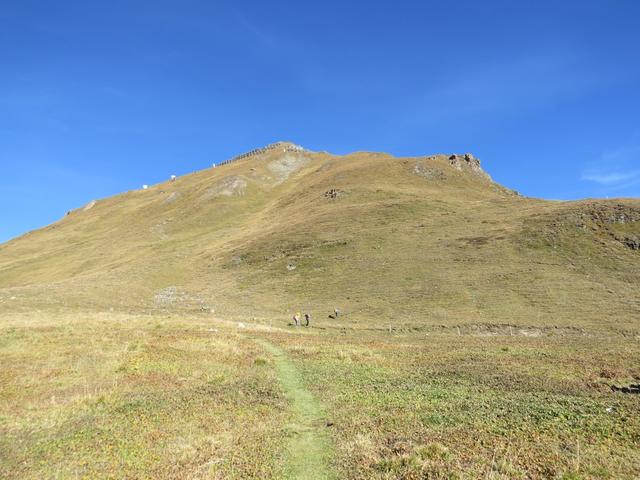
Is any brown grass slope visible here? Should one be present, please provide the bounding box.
[1,144,638,330]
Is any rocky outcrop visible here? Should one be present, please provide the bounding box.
[449,153,479,171]
[324,189,344,199]
[446,153,491,180]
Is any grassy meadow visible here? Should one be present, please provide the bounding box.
[1,311,639,479]
[0,313,288,479]
[272,328,640,479]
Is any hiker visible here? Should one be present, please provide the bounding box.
[292,312,301,327]
[304,313,311,327]
[334,308,340,319]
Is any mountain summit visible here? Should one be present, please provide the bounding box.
[1,144,638,329]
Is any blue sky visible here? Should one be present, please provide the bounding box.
[1,0,639,243]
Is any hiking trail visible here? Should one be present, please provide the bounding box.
[254,337,334,479]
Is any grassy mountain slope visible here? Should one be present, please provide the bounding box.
[1,144,639,330]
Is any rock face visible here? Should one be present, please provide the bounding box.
[268,154,311,184]
[447,153,491,180]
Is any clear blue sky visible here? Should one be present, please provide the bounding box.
[2,1,639,243]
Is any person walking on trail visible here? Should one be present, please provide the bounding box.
[304,313,311,327]
[292,312,301,327]
[334,308,340,319]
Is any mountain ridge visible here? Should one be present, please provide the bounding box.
[1,144,638,331]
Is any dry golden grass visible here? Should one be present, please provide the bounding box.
[0,312,289,479]
[2,312,639,478]
[1,145,639,478]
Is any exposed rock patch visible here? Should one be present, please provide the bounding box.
[324,189,345,199]
[413,163,446,180]
[268,154,311,183]
[83,200,97,212]
[203,176,248,199]
[163,192,181,205]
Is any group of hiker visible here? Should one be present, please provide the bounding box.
[291,308,339,327]
[292,312,311,327]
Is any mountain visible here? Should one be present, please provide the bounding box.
[1,142,638,330]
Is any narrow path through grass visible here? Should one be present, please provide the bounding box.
[254,337,334,480]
